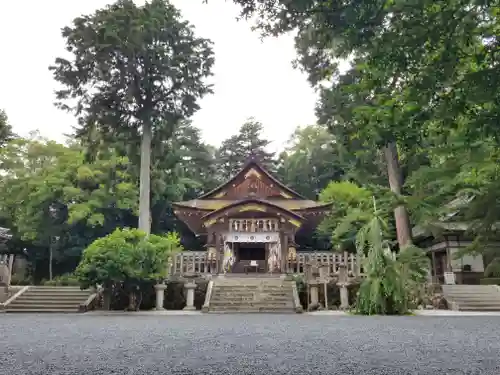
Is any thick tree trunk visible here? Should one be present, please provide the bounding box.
[383,142,412,248]
[128,291,136,311]
[49,245,53,281]
[138,121,152,235]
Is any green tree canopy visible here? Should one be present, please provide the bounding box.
[215,118,275,180]
[51,0,215,234]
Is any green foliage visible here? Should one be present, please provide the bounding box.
[317,181,372,249]
[480,278,500,286]
[0,137,137,243]
[75,228,181,290]
[42,273,80,286]
[484,258,500,278]
[407,137,500,253]
[277,125,344,199]
[215,118,276,181]
[355,213,429,315]
[0,109,14,147]
[51,0,214,132]
[51,0,215,235]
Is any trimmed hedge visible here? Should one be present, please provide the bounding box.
[42,273,80,286]
[480,278,500,285]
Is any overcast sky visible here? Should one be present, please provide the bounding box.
[0,0,318,151]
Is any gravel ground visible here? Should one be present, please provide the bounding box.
[1,314,499,375]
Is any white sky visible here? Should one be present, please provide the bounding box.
[0,0,318,151]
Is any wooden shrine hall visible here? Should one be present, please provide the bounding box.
[172,156,350,276]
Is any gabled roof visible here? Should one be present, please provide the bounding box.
[200,198,305,222]
[198,156,308,200]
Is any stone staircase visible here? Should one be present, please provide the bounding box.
[442,284,500,311]
[204,276,300,313]
[5,286,92,313]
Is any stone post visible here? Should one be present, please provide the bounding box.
[309,281,320,306]
[337,263,350,310]
[154,283,167,311]
[183,280,197,311]
[0,261,10,303]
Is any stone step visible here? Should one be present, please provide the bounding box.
[447,295,500,300]
[6,303,80,310]
[459,306,500,311]
[23,289,89,295]
[212,290,291,296]
[5,308,80,313]
[18,294,89,300]
[215,282,292,288]
[207,307,296,313]
[12,294,89,300]
[29,289,85,292]
[210,296,291,302]
[446,294,500,299]
[215,281,292,285]
[454,301,500,307]
[210,301,292,306]
[9,298,85,305]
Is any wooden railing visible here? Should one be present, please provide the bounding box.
[172,251,364,277]
[229,218,279,232]
[172,251,217,275]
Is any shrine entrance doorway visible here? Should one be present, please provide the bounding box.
[232,242,267,273]
[223,232,283,274]
[237,242,266,262]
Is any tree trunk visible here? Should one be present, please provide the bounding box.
[138,121,152,235]
[128,290,137,311]
[49,244,53,281]
[383,142,412,248]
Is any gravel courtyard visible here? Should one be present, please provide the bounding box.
[0,314,499,375]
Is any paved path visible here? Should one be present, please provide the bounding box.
[1,314,499,375]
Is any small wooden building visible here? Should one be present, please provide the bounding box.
[414,223,488,284]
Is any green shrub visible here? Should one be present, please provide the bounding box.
[75,228,182,310]
[484,258,500,278]
[355,213,429,315]
[480,278,500,285]
[41,273,80,286]
[9,273,32,286]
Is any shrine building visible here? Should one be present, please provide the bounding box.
[172,156,334,275]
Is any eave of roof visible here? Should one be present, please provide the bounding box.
[173,199,331,211]
[200,198,306,221]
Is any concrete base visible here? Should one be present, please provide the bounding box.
[183,306,197,311]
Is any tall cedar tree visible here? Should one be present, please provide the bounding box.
[216,119,275,181]
[0,110,14,147]
[50,0,214,234]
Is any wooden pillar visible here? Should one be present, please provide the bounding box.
[431,251,437,283]
[215,232,221,274]
[281,231,288,274]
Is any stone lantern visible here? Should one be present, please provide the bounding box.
[337,263,350,310]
